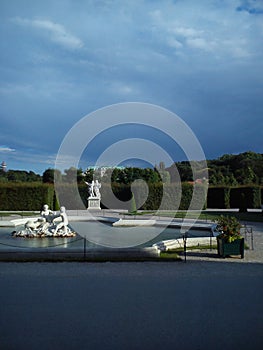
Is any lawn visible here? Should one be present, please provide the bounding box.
[138,210,263,223]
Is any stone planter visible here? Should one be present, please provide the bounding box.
[217,237,244,259]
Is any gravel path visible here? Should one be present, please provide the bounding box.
[182,221,263,263]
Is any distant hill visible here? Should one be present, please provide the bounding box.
[166,151,263,186]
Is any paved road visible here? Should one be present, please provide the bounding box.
[0,261,262,350]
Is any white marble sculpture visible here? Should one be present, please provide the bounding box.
[85,180,95,197]
[85,180,101,198]
[13,204,76,238]
[94,180,101,199]
[86,179,101,210]
[53,206,70,236]
[40,204,54,223]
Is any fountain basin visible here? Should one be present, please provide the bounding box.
[0,215,215,261]
[112,219,156,226]
[0,246,160,262]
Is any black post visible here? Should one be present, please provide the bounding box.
[84,237,86,260]
[183,232,187,263]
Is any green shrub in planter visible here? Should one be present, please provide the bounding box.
[214,216,244,258]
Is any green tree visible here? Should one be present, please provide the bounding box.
[43,168,55,183]
[83,168,94,183]
[167,161,193,182]
[129,193,137,214]
[43,168,62,183]
[236,166,257,185]
[0,169,8,182]
[64,167,84,183]
[6,170,41,182]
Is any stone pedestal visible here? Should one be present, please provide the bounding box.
[87,197,101,210]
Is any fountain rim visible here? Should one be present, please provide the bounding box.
[1,215,214,232]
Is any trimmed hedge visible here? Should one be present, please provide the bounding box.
[230,186,261,211]
[54,183,87,210]
[0,183,261,211]
[0,183,54,211]
[100,183,131,210]
[99,183,206,211]
[207,187,230,209]
[207,186,262,210]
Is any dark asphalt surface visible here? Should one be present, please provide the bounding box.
[0,261,262,350]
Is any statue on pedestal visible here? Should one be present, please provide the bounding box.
[86,179,101,210]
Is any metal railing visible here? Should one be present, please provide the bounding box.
[241,225,254,250]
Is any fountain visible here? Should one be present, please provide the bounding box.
[0,179,217,261]
[12,205,76,238]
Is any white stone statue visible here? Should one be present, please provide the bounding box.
[85,180,95,198]
[24,218,49,236]
[13,205,75,238]
[86,179,101,210]
[94,180,101,198]
[53,206,69,236]
[40,204,54,223]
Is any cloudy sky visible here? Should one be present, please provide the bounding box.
[0,0,262,174]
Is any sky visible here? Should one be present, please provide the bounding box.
[0,0,263,174]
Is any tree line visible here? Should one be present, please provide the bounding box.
[0,151,262,186]
[167,151,263,186]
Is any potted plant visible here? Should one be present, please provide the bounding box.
[215,216,244,259]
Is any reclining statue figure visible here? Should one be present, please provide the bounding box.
[13,204,75,238]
